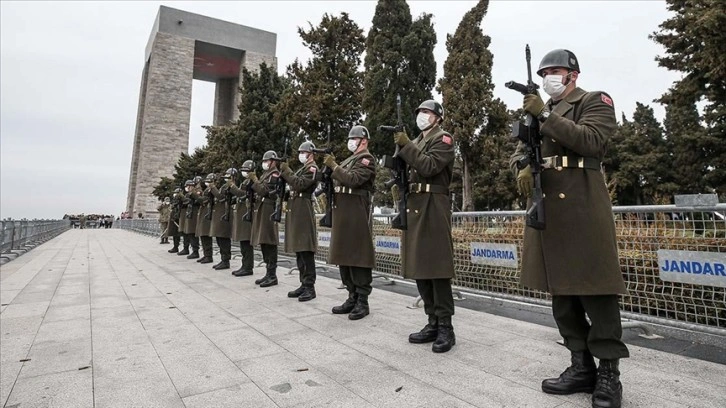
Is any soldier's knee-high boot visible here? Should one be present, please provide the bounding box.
[198,236,213,263]
[348,294,369,320]
[592,359,622,408]
[258,244,278,287]
[432,316,455,353]
[233,241,254,277]
[213,237,231,270]
[542,350,597,395]
[409,315,438,343]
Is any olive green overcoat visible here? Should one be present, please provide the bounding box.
[251,169,280,246]
[229,181,253,242]
[510,87,627,296]
[210,184,231,238]
[397,126,455,280]
[281,161,318,253]
[194,189,213,237]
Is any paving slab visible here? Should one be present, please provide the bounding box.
[0,229,724,408]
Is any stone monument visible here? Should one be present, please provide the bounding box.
[126,6,276,217]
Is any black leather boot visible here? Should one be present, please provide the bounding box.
[592,359,622,408]
[230,265,243,275]
[332,293,357,314]
[234,268,253,277]
[259,274,278,287]
[214,260,230,270]
[298,286,316,302]
[432,316,455,353]
[348,294,369,320]
[177,248,190,256]
[186,251,200,259]
[199,256,213,264]
[288,286,305,298]
[542,350,597,395]
[409,315,438,344]
[254,273,268,285]
[168,246,179,253]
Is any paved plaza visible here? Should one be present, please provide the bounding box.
[1,229,724,407]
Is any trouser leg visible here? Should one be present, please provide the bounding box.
[552,296,590,354]
[190,234,199,251]
[240,241,254,272]
[160,222,168,239]
[416,279,436,316]
[296,253,305,283]
[261,244,277,275]
[200,236,213,257]
[182,234,190,250]
[579,295,630,360]
[299,251,316,286]
[339,266,354,294]
[349,266,372,296]
[431,278,455,318]
[216,237,231,261]
[173,235,180,248]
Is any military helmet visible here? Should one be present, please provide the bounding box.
[415,100,444,120]
[224,167,238,178]
[537,49,580,77]
[262,150,280,161]
[192,176,203,185]
[348,125,370,139]
[240,160,255,172]
[174,187,182,193]
[184,179,194,187]
[298,141,316,152]
[204,173,216,183]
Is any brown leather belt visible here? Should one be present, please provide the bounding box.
[542,155,601,171]
[408,183,449,195]
[334,186,369,197]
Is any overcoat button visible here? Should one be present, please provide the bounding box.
[559,193,566,199]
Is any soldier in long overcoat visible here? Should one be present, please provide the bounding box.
[179,179,200,258]
[323,126,376,320]
[280,141,319,302]
[247,150,282,288]
[228,160,255,277]
[167,188,182,253]
[393,100,456,353]
[193,175,214,264]
[210,170,233,270]
[511,49,628,408]
[157,198,171,244]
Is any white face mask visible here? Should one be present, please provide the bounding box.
[262,162,270,171]
[240,171,248,178]
[298,153,308,164]
[347,139,359,153]
[416,112,432,131]
[543,74,567,98]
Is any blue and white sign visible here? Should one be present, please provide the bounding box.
[375,235,401,255]
[318,231,331,248]
[657,249,726,288]
[278,231,285,245]
[470,242,518,268]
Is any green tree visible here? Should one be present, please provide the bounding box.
[438,0,512,210]
[151,176,176,202]
[278,12,366,157]
[662,94,708,194]
[362,0,437,158]
[650,0,726,196]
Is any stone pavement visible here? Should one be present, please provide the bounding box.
[1,230,724,408]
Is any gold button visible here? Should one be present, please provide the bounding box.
[556,167,563,171]
[415,210,419,214]
[559,193,566,199]
[406,209,410,213]
[551,138,556,143]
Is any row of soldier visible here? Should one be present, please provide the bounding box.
[154,45,627,408]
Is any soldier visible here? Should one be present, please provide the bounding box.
[176,181,191,254]
[167,188,182,253]
[280,141,320,302]
[228,161,256,277]
[79,213,86,229]
[247,150,281,288]
[194,174,215,264]
[511,49,627,408]
[157,197,171,244]
[179,177,200,259]
[392,100,456,353]
[210,169,234,270]
[323,126,377,319]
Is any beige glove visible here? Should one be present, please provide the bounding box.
[517,165,533,198]
[394,131,410,147]
[323,154,338,170]
[391,184,400,204]
[246,172,258,182]
[280,162,290,173]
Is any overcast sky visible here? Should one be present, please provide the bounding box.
[1,1,679,219]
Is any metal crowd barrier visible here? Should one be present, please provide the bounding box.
[1,220,71,263]
[116,204,726,334]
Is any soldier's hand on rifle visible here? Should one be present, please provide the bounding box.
[323,154,338,170]
[517,165,534,198]
[523,94,545,117]
[391,184,400,204]
[394,130,410,147]
[225,177,234,187]
[280,162,290,173]
[246,172,258,182]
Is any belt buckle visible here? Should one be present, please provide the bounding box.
[411,184,420,194]
[542,156,555,170]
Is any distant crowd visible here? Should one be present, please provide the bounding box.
[63,214,116,229]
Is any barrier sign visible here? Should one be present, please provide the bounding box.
[375,235,401,255]
[470,242,518,268]
[318,231,331,248]
[278,231,285,245]
[657,249,726,288]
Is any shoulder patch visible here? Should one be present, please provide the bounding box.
[361,158,370,166]
[601,93,613,107]
[441,135,453,145]
[308,166,317,173]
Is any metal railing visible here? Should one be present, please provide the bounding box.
[116,204,726,333]
[1,220,71,262]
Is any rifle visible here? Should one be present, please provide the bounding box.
[243,179,255,222]
[505,44,545,230]
[270,138,289,223]
[378,94,408,230]
[221,182,232,222]
[204,186,213,220]
[313,125,334,228]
